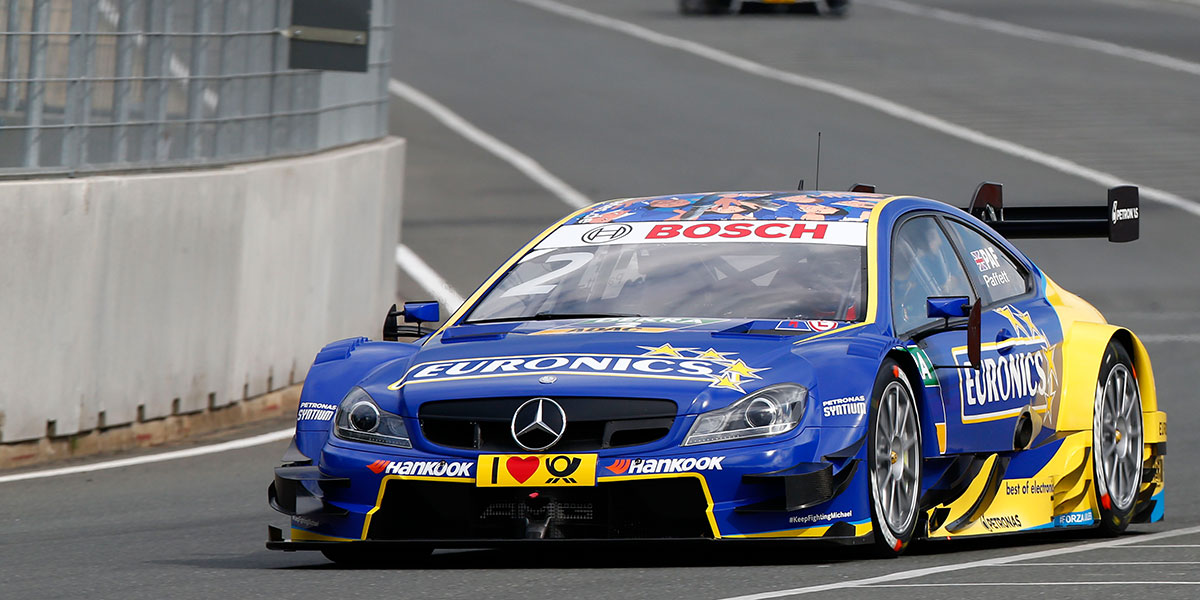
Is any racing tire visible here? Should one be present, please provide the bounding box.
[1093,341,1143,536]
[867,359,922,557]
[678,0,733,15]
[320,544,432,567]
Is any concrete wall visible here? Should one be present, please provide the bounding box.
[0,138,403,443]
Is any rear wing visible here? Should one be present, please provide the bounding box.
[965,182,1139,243]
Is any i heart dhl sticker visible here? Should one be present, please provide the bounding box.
[476,454,598,487]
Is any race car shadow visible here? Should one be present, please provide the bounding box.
[150,544,853,571]
[279,540,864,571]
[151,527,1171,571]
[277,526,1176,570]
[441,542,859,569]
[904,526,1154,557]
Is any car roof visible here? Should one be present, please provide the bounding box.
[567,191,894,225]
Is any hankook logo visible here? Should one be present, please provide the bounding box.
[511,397,567,451]
[582,224,632,244]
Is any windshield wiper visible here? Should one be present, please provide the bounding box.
[466,312,643,325]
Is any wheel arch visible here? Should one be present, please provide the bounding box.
[884,349,942,457]
[1111,328,1159,414]
[1055,322,1159,431]
[885,349,923,401]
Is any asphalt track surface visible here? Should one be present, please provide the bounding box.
[4,1,1200,598]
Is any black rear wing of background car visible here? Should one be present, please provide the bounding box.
[964,182,1139,242]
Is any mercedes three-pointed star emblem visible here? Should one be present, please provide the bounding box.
[510,397,567,451]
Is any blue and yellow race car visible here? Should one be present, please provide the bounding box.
[267,184,1165,562]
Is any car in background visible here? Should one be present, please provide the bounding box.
[679,0,850,16]
[267,184,1164,563]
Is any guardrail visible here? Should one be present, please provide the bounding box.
[0,0,391,176]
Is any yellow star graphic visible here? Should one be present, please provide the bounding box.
[708,373,746,393]
[994,305,1029,338]
[723,359,767,380]
[1042,347,1060,397]
[1015,309,1043,340]
[693,348,733,361]
[638,343,694,357]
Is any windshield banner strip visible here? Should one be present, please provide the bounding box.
[538,221,868,249]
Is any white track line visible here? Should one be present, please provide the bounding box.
[870,582,1200,587]
[1111,312,1200,320]
[1136,334,1200,343]
[395,243,465,310]
[0,428,293,484]
[713,525,1200,599]
[388,78,591,210]
[508,0,1200,218]
[387,79,582,313]
[998,561,1200,566]
[1112,544,1200,548]
[864,0,1200,77]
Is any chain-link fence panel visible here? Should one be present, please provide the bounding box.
[0,0,390,175]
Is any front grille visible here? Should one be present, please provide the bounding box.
[418,397,676,452]
[366,477,713,540]
[480,500,594,521]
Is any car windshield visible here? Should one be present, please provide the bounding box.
[466,222,867,323]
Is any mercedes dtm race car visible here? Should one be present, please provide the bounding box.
[267,184,1165,563]
[679,0,850,16]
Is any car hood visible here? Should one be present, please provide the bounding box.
[358,317,857,416]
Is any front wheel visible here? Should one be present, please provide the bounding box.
[867,360,922,557]
[1093,341,1143,535]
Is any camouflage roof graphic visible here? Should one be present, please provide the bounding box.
[569,191,887,224]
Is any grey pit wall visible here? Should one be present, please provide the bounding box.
[0,137,404,443]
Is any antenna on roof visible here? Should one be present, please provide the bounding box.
[815,132,822,191]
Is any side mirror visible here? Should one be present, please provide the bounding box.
[403,301,440,324]
[926,296,970,319]
[382,301,441,341]
[925,296,982,370]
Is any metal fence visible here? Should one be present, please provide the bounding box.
[0,0,391,175]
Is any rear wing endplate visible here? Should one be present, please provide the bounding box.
[965,182,1139,243]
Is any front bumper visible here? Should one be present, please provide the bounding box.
[267,429,874,549]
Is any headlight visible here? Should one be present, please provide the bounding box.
[333,387,411,448]
[683,384,807,446]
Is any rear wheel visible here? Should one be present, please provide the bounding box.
[678,0,733,15]
[1093,342,1143,535]
[867,360,922,557]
